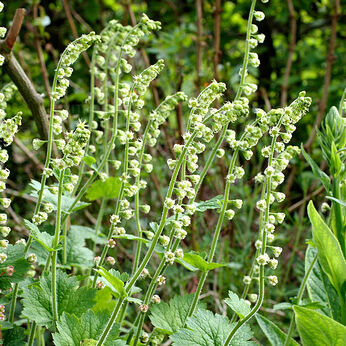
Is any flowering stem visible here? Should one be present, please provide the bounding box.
[97,132,198,345]
[224,115,284,346]
[9,50,66,325]
[133,120,152,271]
[92,84,134,288]
[51,169,65,325]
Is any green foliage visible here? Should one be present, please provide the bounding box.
[2,326,26,346]
[176,252,226,272]
[170,309,254,345]
[224,291,250,319]
[86,177,122,201]
[307,201,346,321]
[24,219,55,252]
[294,306,346,346]
[53,310,125,346]
[29,180,90,213]
[22,270,96,329]
[255,314,299,346]
[149,294,202,335]
[195,195,223,212]
[63,227,94,268]
[95,267,127,297]
[0,244,30,290]
[305,246,341,321]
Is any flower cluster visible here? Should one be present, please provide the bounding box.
[0,84,21,245]
[247,92,311,292]
[52,32,100,100]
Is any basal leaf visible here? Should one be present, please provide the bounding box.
[53,310,125,346]
[86,177,121,201]
[224,291,250,319]
[307,202,346,305]
[149,294,203,335]
[170,309,254,346]
[62,227,94,268]
[255,314,299,346]
[22,270,96,329]
[294,306,346,346]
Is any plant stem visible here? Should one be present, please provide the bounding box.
[283,253,318,345]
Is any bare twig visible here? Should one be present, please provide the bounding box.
[288,185,324,213]
[196,0,203,94]
[213,0,222,83]
[0,9,50,140]
[14,137,44,169]
[281,0,297,106]
[305,0,340,150]
[32,4,51,96]
[260,87,272,111]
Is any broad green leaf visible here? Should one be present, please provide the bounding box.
[82,155,96,167]
[176,252,226,272]
[69,225,106,244]
[95,267,126,297]
[149,294,203,335]
[24,219,55,252]
[305,246,341,321]
[22,270,96,329]
[170,309,255,346]
[2,326,26,346]
[255,314,299,346]
[29,180,90,213]
[224,291,250,319]
[92,287,116,313]
[86,177,121,201]
[294,306,346,346]
[301,146,330,191]
[0,244,31,290]
[53,310,125,346]
[62,227,94,268]
[195,195,223,212]
[307,202,346,302]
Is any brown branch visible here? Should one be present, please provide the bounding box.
[281,0,297,106]
[305,0,340,150]
[62,0,91,67]
[0,9,50,140]
[32,4,51,96]
[4,9,26,50]
[195,0,203,94]
[213,0,222,82]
